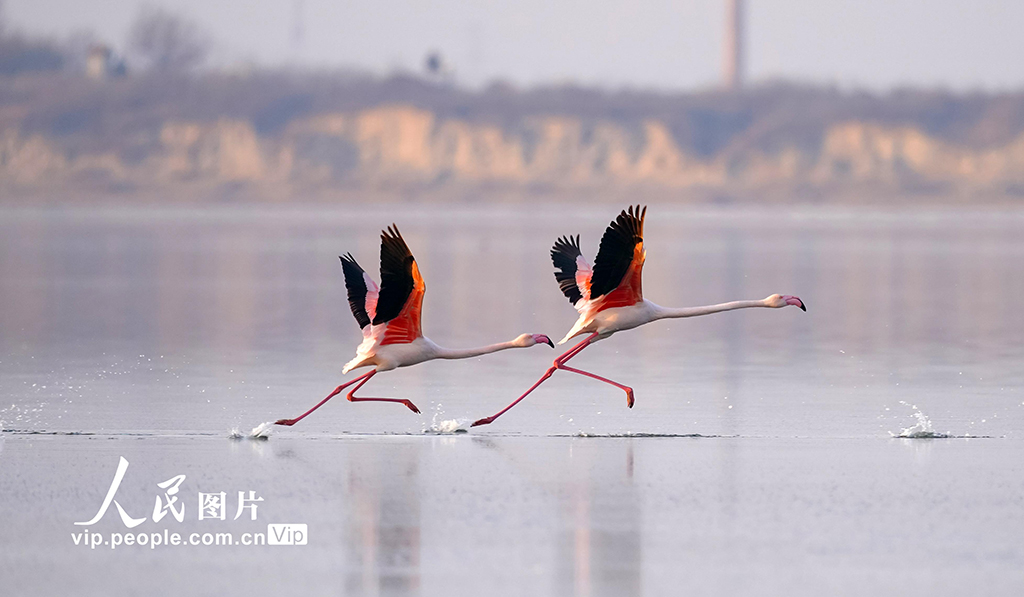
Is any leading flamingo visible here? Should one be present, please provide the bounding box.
[472,205,806,427]
[275,225,553,427]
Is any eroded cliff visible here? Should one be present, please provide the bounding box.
[3,96,1024,201]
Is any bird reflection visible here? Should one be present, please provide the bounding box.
[553,439,642,597]
[344,442,421,596]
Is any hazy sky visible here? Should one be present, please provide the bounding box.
[5,0,1023,91]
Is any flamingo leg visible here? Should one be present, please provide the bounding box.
[275,370,374,426]
[556,364,634,408]
[343,370,421,414]
[471,333,599,428]
[275,370,419,427]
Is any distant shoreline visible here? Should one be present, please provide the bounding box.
[3,74,1024,204]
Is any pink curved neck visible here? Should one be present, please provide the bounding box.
[653,299,768,320]
[434,340,522,360]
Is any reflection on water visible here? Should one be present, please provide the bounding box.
[2,425,1024,595]
[345,441,422,596]
[553,440,641,597]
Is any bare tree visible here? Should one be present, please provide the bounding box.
[126,6,211,73]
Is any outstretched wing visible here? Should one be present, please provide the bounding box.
[339,253,379,329]
[374,225,425,344]
[551,235,593,306]
[589,205,646,303]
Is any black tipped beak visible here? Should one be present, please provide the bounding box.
[799,301,807,312]
[545,338,554,348]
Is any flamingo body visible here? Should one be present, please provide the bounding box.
[275,225,552,427]
[344,335,439,373]
[559,300,660,343]
[471,205,806,428]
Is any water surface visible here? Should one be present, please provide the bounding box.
[1,205,1022,595]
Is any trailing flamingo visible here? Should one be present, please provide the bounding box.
[275,225,553,427]
[471,205,806,427]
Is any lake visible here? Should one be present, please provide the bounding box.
[1,203,1022,595]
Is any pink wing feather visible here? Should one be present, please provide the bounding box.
[363,271,379,323]
[575,255,593,302]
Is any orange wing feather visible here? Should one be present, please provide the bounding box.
[380,260,425,345]
[594,241,645,311]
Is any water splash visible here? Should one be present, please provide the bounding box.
[229,422,274,440]
[422,404,469,434]
[249,421,274,440]
[890,402,950,438]
[425,418,470,434]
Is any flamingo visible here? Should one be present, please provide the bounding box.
[275,225,553,426]
[471,205,806,427]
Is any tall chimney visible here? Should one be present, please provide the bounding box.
[723,0,744,90]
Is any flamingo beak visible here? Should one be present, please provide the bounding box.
[534,334,554,347]
[784,296,806,311]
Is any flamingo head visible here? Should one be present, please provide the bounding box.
[515,333,555,348]
[765,294,807,311]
